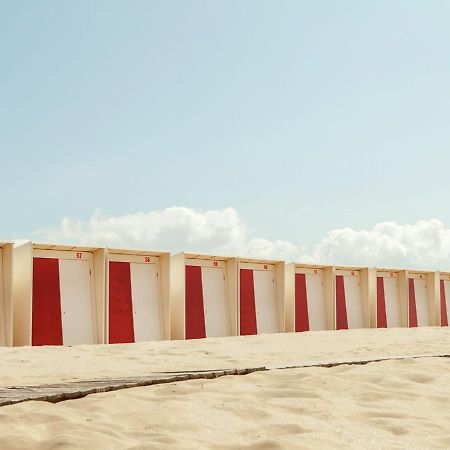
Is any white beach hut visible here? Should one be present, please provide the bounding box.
[439,272,450,326]
[13,242,106,346]
[370,269,408,328]
[106,248,170,343]
[407,271,438,327]
[238,258,284,336]
[170,253,237,340]
[284,263,334,332]
[334,266,370,330]
[0,242,13,346]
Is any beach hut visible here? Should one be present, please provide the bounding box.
[371,269,408,328]
[170,253,237,340]
[107,248,170,343]
[334,266,370,330]
[285,264,334,332]
[439,272,450,326]
[238,258,284,335]
[13,242,106,346]
[0,242,13,346]
[407,271,438,327]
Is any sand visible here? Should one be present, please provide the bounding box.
[0,327,449,449]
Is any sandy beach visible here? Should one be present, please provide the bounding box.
[0,327,449,449]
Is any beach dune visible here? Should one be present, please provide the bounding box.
[0,327,448,449]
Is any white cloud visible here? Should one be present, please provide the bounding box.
[35,209,450,270]
[35,207,301,260]
[307,219,450,270]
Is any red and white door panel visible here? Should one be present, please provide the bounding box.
[108,254,162,343]
[335,270,364,329]
[239,262,278,335]
[439,276,450,326]
[294,268,327,331]
[32,250,96,346]
[376,272,401,328]
[184,259,230,339]
[408,274,430,327]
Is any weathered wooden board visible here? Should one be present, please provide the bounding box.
[0,368,262,407]
[0,354,448,408]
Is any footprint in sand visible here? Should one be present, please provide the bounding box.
[265,423,311,435]
[404,373,435,384]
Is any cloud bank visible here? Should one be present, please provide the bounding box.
[310,219,450,270]
[35,208,450,270]
[35,207,301,260]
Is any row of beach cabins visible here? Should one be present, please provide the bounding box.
[0,240,449,347]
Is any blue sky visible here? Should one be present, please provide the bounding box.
[1,1,450,266]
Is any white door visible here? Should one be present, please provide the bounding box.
[414,279,430,326]
[130,262,161,341]
[383,276,401,328]
[253,269,278,334]
[305,272,327,331]
[59,259,95,345]
[443,280,450,324]
[202,266,229,337]
[344,274,364,329]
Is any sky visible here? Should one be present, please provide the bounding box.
[1,1,450,269]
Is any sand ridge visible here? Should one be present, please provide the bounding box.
[0,357,448,449]
[0,327,448,449]
[0,327,449,387]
